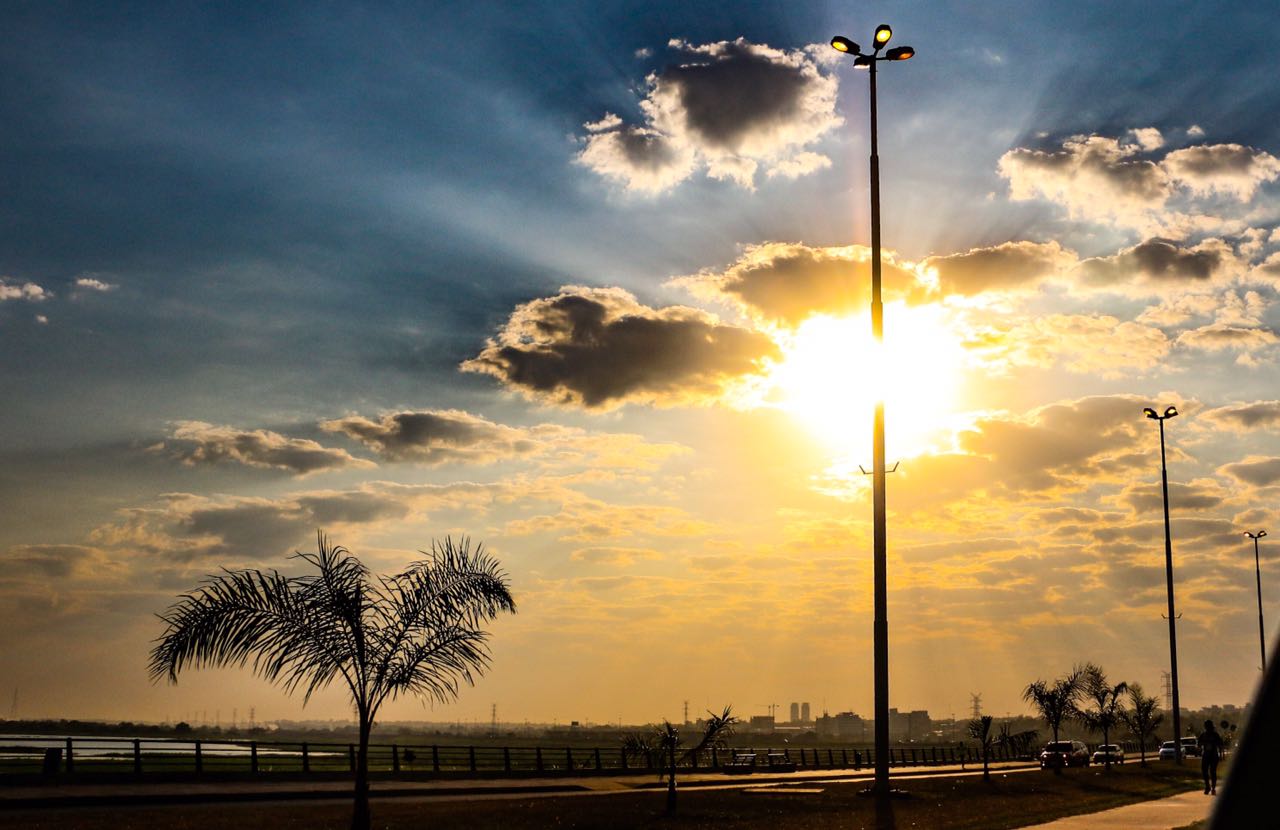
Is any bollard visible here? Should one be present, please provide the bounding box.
[535,747,543,773]
[620,747,628,771]
[301,743,309,774]
[594,747,602,771]
[565,748,573,772]
[711,747,718,769]
[41,748,62,777]
[65,738,74,775]
[842,748,849,768]
[251,741,258,774]
[133,740,142,775]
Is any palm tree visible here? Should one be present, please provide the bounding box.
[1023,667,1083,773]
[996,721,1040,760]
[967,715,995,780]
[623,706,738,813]
[1121,684,1164,767]
[149,533,515,830]
[1076,664,1127,771]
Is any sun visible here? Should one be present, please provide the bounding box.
[770,303,965,459]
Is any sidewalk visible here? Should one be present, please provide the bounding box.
[1023,790,1212,829]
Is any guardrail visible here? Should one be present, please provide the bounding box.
[0,735,1061,780]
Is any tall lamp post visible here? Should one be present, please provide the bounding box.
[1144,404,1182,761]
[830,24,915,796]
[1245,530,1268,672]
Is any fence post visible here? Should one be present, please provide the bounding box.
[620,747,628,770]
[133,739,142,774]
[348,744,356,772]
[565,748,573,772]
[195,740,203,773]
[594,747,602,771]
[469,746,477,773]
[432,745,440,773]
[392,745,400,773]
[65,738,74,774]
[842,748,848,768]
[251,741,258,774]
[301,742,309,773]
[690,747,697,770]
[711,747,718,769]
[504,747,511,772]
[535,747,543,773]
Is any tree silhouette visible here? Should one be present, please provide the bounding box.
[967,715,995,780]
[623,706,737,813]
[1121,683,1164,767]
[1076,664,1127,771]
[149,533,515,830]
[1023,667,1083,773]
[997,720,1040,760]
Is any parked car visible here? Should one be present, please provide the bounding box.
[1158,740,1178,761]
[1181,736,1201,758]
[1039,740,1090,768]
[1091,744,1125,764]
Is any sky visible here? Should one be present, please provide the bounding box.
[4,0,1280,729]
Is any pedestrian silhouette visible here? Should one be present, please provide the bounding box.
[1197,719,1224,795]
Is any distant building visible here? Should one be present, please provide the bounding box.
[749,715,776,732]
[801,702,811,723]
[815,711,867,740]
[790,702,800,724]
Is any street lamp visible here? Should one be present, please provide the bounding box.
[1144,404,1182,762]
[831,24,915,797]
[1245,530,1268,672]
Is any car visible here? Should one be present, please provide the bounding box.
[1158,740,1178,761]
[1180,736,1201,758]
[1039,740,1090,768]
[1091,744,1125,764]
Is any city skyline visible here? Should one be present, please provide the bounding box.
[4,1,1280,727]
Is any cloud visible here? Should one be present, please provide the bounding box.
[74,276,117,292]
[969,314,1170,378]
[461,285,779,409]
[921,240,1077,297]
[1219,456,1280,488]
[577,38,840,192]
[322,409,687,469]
[2,544,115,579]
[998,132,1280,233]
[1076,237,1231,290]
[1200,401,1280,431]
[165,421,375,476]
[0,279,48,302]
[999,134,1169,227]
[672,242,925,328]
[570,546,663,566]
[1175,323,1279,361]
[1163,143,1280,201]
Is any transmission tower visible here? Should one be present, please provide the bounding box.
[969,692,982,720]
[491,703,497,735]
[683,700,690,725]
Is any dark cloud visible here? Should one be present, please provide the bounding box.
[1116,481,1226,514]
[461,286,779,409]
[1176,323,1279,355]
[922,240,1075,296]
[1163,143,1280,200]
[1219,456,1280,488]
[1,544,110,579]
[1201,401,1280,430]
[322,409,541,465]
[165,421,374,476]
[578,39,839,192]
[675,243,923,328]
[1077,238,1226,287]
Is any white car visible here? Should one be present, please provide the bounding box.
[1091,744,1125,764]
[1158,740,1178,761]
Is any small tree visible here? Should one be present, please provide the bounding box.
[149,533,515,830]
[997,721,1040,760]
[624,706,737,813]
[1023,667,1083,773]
[967,715,995,780]
[1077,664,1127,771]
[1121,684,1163,767]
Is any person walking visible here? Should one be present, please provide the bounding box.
[1197,719,1225,794]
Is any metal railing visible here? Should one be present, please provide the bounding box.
[0,735,1058,780]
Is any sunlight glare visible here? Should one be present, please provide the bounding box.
[771,304,964,460]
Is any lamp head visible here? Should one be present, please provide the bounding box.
[1262,530,1269,539]
[853,55,873,68]
[874,24,893,49]
[1164,405,1179,419]
[831,36,860,55]
[885,45,915,61]
[1143,407,1158,420]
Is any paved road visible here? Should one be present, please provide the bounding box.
[1023,790,1212,829]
